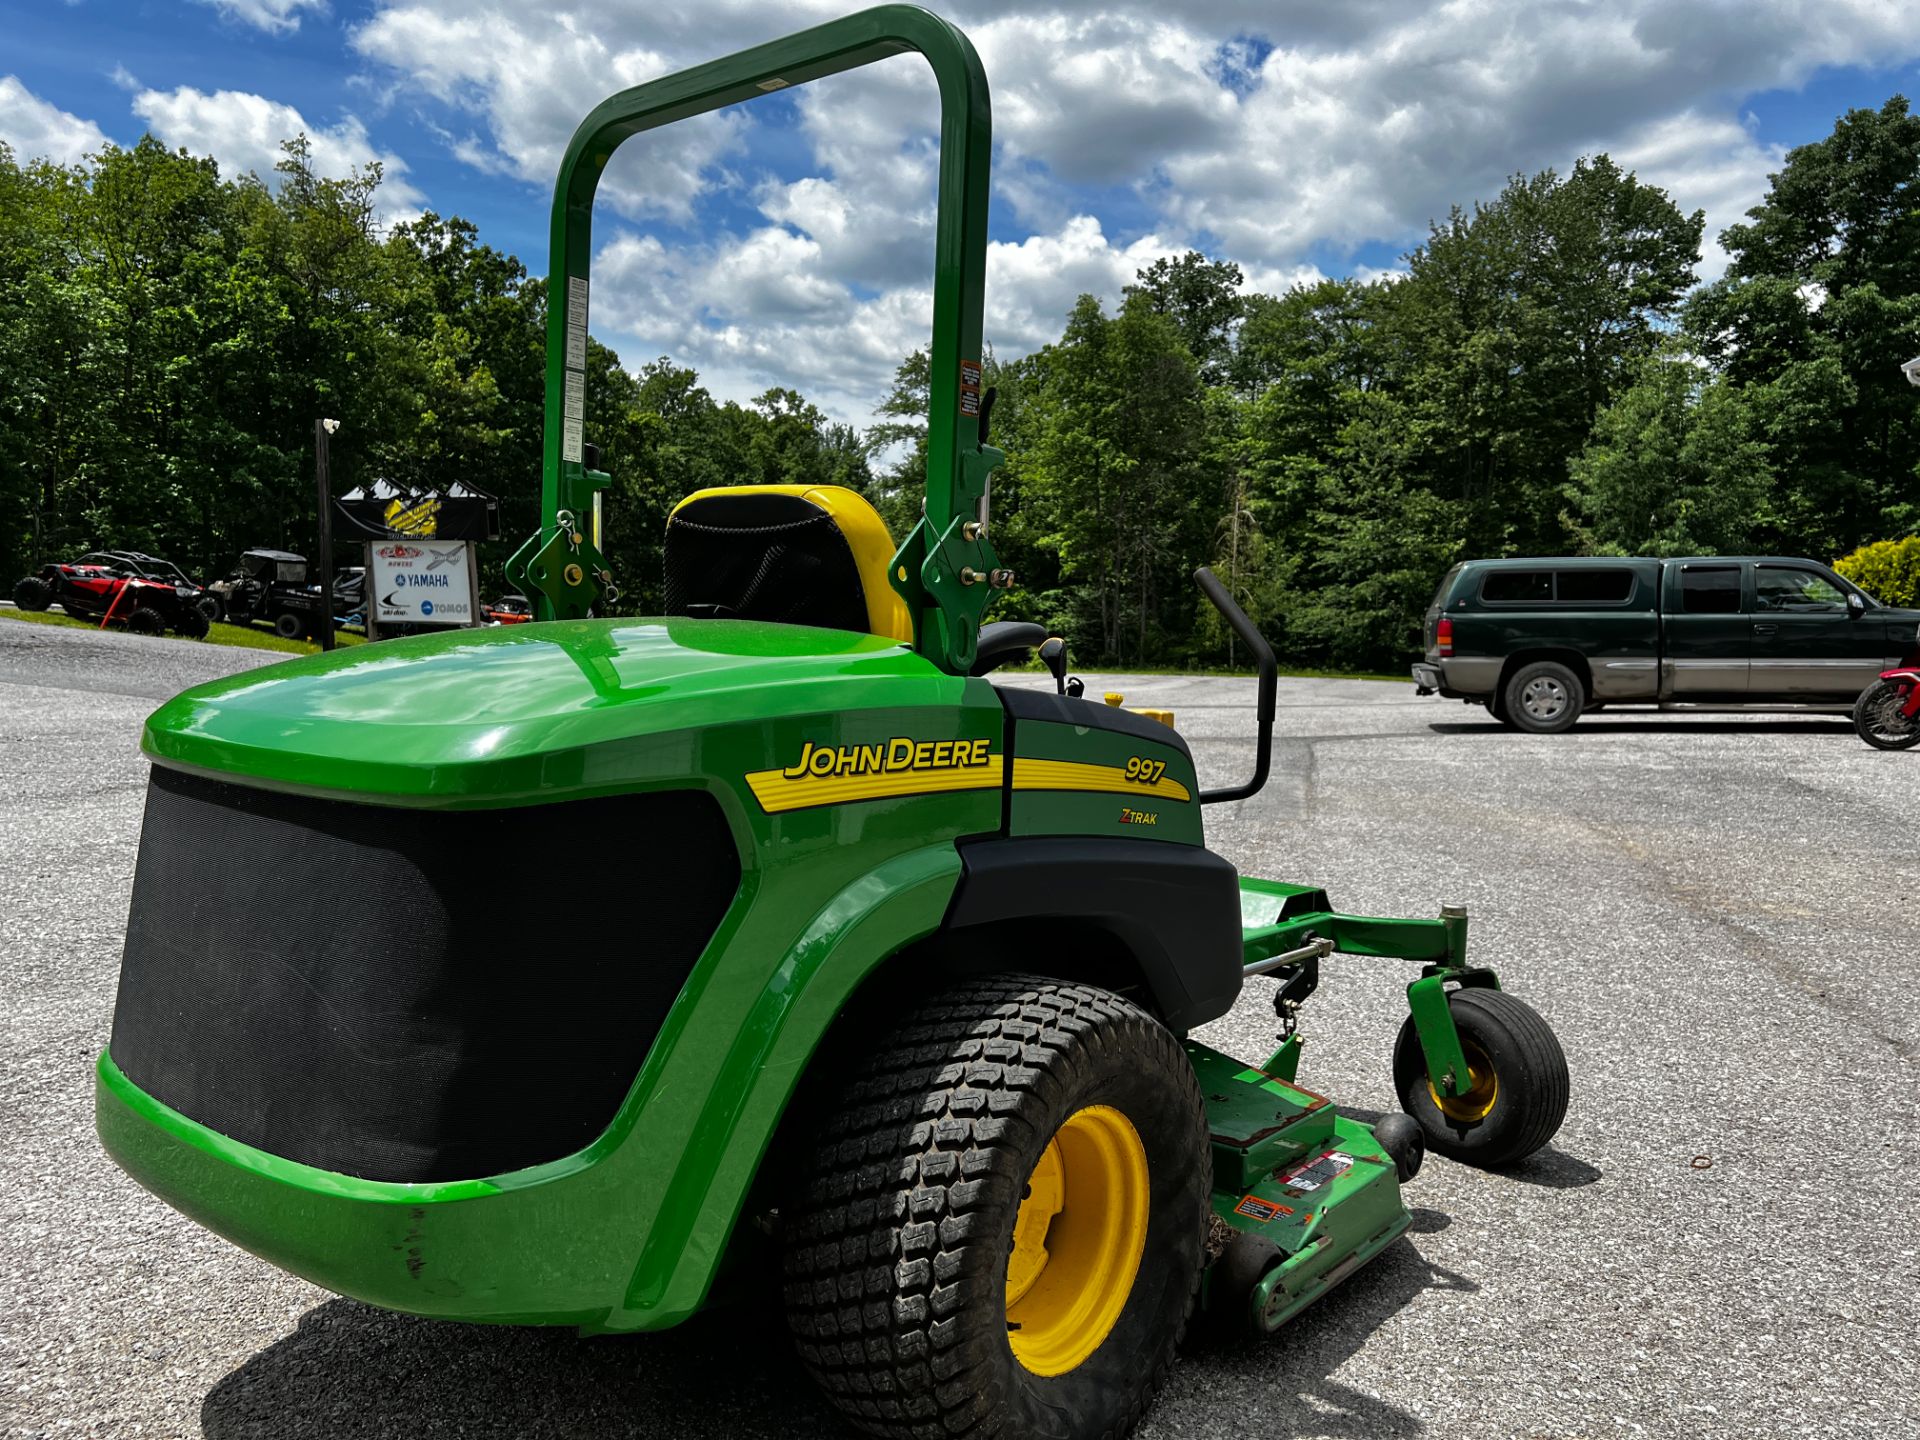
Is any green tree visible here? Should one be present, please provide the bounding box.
[1568,349,1775,556]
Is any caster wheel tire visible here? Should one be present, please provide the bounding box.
[126,605,166,635]
[273,612,306,639]
[1502,661,1584,734]
[1392,988,1568,1169]
[13,576,52,611]
[784,976,1209,1440]
[1854,679,1920,750]
[1372,1112,1425,1182]
[1204,1232,1281,1338]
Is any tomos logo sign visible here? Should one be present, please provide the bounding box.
[378,545,423,559]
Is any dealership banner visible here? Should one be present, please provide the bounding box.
[370,542,476,627]
[335,479,500,543]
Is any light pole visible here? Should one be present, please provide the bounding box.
[316,419,341,651]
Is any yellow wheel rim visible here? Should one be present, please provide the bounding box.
[1004,1105,1149,1378]
[1429,1038,1499,1124]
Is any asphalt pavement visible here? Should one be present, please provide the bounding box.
[3,619,1914,1439]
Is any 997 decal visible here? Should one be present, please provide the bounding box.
[1123,755,1166,785]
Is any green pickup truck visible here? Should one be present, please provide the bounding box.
[1412,556,1920,733]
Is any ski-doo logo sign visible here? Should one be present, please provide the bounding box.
[746,737,1000,814]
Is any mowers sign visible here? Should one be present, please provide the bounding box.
[371,542,475,627]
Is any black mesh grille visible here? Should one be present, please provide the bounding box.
[110,767,740,1182]
[664,492,871,634]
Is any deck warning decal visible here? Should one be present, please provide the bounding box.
[1276,1151,1353,1193]
[1233,1195,1294,1223]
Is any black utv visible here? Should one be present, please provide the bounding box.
[208,551,328,637]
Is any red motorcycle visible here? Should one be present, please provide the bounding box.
[1855,664,1920,750]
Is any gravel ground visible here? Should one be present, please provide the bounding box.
[4,621,1915,1439]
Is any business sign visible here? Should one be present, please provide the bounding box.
[335,480,500,543]
[371,542,475,627]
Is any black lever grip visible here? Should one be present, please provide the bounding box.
[1194,566,1276,804]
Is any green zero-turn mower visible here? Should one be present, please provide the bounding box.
[95,8,1569,1437]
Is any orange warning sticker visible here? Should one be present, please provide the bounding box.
[1233,1195,1295,1223]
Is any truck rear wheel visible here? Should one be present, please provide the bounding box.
[1502,660,1584,734]
[784,976,1208,1440]
[1391,988,1568,1168]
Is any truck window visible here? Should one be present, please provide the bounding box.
[1553,569,1634,604]
[1755,565,1845,612]
[1481,570,1552,604]
[1679,566,1741,614]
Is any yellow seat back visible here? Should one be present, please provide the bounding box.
[665,485,913,643]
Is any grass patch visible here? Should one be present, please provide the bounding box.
[1,606,365,656]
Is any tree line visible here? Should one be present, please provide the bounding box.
[3,98,1916,671]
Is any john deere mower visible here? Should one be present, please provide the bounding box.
[96,9,1568,1437]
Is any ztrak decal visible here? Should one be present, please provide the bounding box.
[746,737,1000,814]
[1009,757,1192,803]
[1118,807,1158,826]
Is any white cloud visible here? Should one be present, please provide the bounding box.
[0,76,110,166]
[132,86,425,226]
[350,7,749,221]
[191,0,327,36]
[340,0,1920,427]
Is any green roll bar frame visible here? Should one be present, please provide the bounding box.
[506,3,1006,675]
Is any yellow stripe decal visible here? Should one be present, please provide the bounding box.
[745,759,1003,814]
[1009,758,1192,804]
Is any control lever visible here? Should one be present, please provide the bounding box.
[1193,566,1277,804]
[1038,635,1068,695]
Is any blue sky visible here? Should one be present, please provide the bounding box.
[4,1,1918,427]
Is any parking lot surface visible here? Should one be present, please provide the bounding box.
[4,620,1914,1439]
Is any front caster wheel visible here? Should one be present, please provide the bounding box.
[1392,988,1568,1168]
[784,977,1209,1440]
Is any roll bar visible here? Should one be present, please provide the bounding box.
[508,4,1005,675]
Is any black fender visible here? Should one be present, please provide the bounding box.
[942,836,1244,1032]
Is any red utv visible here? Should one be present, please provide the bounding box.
[14,551,214,638]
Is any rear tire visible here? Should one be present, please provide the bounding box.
[784,976,1208,1440]
[1392,988,1568,1168]
[13,576,52,611]
[274,611,306,639]
[1502,661,1584,734]
[194,593,224,624]
[1854,679,1920,750]
[174,608,210,640]
[126,605,166,635]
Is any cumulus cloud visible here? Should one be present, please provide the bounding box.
[344,0,1920,424]
[191,0,327,35]
[0,75,111,166]
[132,85,426,225]
[350,7,750,221]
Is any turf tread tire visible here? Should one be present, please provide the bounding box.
[1392,987,1568,1169]
[782,975,1207,1440]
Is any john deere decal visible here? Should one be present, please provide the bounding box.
[746,737,1000,813]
